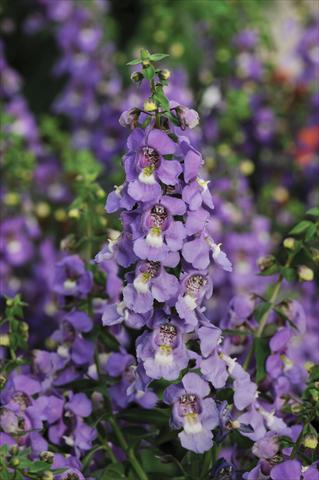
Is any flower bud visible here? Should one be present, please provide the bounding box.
[239,160,255,176]
[0,374,7,388]
[303,433,318,449]
[257,255,276,272]
[158,69,171,80]
[283,237,295,250]
[40,451,54,464]
[290,403,302,414]
[304,435,318,449]
[41,472,54,480]
[68,208,80,219]
[130,71,143,83]
[176,106,199,129]
[36,202,50,218]
[144,99,157,112]
[54,208,67,222]
[0,334,10,347]
[142,60,150,68]
[119,108,140,129]
[10,457,20,467]
[4,192,20,206]
[310,247,319,264]
[304,361,314,372]
[298,265,314,282]
[10,445,18,455]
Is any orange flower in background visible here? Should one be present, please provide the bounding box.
[295,124,319,166]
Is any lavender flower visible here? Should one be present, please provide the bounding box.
[164,373,219,453]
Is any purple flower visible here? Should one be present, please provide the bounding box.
[105,351,157,410]
[53,255,93,298]
[175,271,212,329]
[164,373,218,453]
[136,320,189,380]
[133,203,185,261]
[123,259,179,313]
[125,128,181,202]
[182,233,232,271]
[271,460,302,480]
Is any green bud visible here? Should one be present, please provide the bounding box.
[283,237,295,250]
[0,334,10,347]
[303,424,318,449]
[290,403,302,414]
[144,99,157,112]
[41,472,54,480]
[0,374,7,388]
[298,265,314,282]
[10,445,19,455]
[10,457,20,467]
[140,48,150,60]
[304,434,318,449]
[158,69,171,80]
[310,247,319,264]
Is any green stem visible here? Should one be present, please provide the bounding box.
[109,417,148,480]
[243,252,294,371]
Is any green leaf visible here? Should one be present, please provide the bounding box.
[140,448,180,475]
[94,463,126,479]
[305,223,317,241]
[306,207,319,217]
[289,220,313,235]
[126,59,142,65]
[118,408,169,427]
[143,64,155,80]
[149,53,170,61]
[280,266,297,282]
[153,89,170,112]
[309,365,319,382]
[255,337,269,383]
[258,264,280,276]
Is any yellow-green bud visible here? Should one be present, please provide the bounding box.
[0,334,10,347]
[158,69,171,80]
[10,457,20,467]
[169,42,184,58]
[144,99,157,112]
[41,472,54,480]
[142,60,150,68]
[303,434,318,449]
[0,374,7,388]
[54,209,67,222]
[40,451,54,464]
[36,202,50,218]
[310,247,319,264]
[239,160,255,176]
[97,188,105,199]
[68,208,80,219]
[290,403,302,414]
[10,445,19,455]
[4,192,20,206]
[298,265,314,282]
[283,237,295,250]
[130,71,143,83]
[304,361,314,372]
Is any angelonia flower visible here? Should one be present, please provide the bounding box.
[96,51,296,457]
[36,0,126,169]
